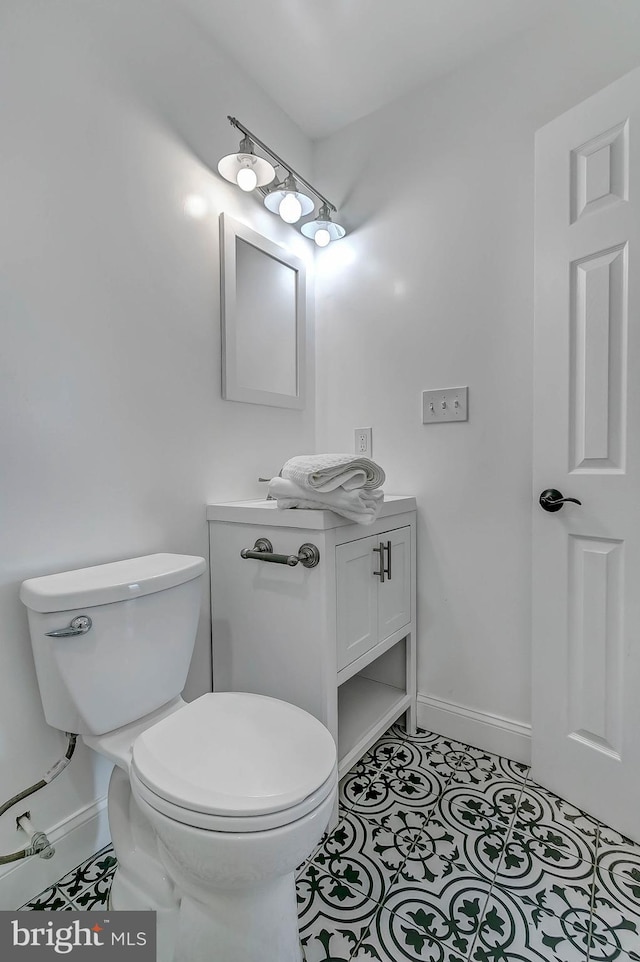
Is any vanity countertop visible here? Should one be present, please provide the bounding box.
[206,495,416,529]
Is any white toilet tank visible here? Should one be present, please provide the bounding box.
[20,554,206,735]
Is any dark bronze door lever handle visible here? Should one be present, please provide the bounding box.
[539,488,582,512]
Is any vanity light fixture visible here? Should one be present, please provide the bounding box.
[263,172,315,224]
[300,203,347,247]
[217,134,277,192]
[218,116,346,243]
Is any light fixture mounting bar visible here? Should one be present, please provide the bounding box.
[227,116,337,213]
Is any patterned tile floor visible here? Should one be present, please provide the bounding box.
[19,724,640,961]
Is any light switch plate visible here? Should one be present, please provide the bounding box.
[422,386,468,423]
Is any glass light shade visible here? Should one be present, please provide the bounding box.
[264,174,315,223]
[217,136,275,190]
[300,204,346,245]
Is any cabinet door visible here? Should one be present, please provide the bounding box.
[336,536,378,670]
[377,526,411,641]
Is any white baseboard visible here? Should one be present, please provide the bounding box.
[417,693,532,766]
[0,796,110,910]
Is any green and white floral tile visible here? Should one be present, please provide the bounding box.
[366,807,433,869]
[379,739,438,774]
[362,725,413,771]
[483,780,598,885]
[471,883,593,961]
[312,807,445,895]
[296,862,382,945]
[515,781,600,855]
[17,724,640,962]
[73,872,114,910]
[297,833,330,877]
[598,823,640,850]
[57,844,117,902]
[596,826,640,883]
[370,874,493,961]
[586,932,640,962]
[494,755,530,785]
[407,736,527,790]
[492,874,596,950]
[302,922,375,962]
[404,813,510,887]
[345,734,522,832]
[391,735,471,784]
[363,740,406,771]
[308,809,395,905]
[19,845,116,910]
[347,760,449,819]
[351,904,470,961]
[493,827,596,893]
[390,813,468,888]
[489,864,596,947]
[590,869,640,959]
[446,744,508,788]
[19,885,75,911]
[340,759,383,810]
[437,779,525,833]
[596,847,640,908]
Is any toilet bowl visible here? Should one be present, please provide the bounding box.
[91,691,337,962]
[20,554,338,962]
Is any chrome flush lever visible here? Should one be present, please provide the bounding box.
[45,616,92,638]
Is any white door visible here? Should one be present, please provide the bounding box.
[533,66,640,840]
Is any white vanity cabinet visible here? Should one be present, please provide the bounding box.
[206,496,417,777]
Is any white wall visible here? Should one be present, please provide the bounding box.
[314,3,640,758]
[0,0,315,904]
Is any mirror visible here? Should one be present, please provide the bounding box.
[220,213,306,409]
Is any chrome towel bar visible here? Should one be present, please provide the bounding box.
[240,537,320,568]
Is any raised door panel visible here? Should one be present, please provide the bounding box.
[336,536,378,671]
[377,526,411,641]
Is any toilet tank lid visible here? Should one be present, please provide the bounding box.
[20,554,206,613]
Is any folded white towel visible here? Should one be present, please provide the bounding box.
[268,477,384,525]
[281,454,386,492]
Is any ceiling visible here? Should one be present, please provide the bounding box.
[177,0,567,138]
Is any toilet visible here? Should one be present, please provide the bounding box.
[20,553,337,962]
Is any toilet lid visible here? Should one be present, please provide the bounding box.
[131,692,337,818]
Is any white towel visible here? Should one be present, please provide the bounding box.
[268,477,384,525]
[281,454,386,492]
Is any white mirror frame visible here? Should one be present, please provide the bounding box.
[220,212,306,409]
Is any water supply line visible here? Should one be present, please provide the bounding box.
[0,732,77,864]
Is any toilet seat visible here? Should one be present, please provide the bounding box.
[131,763,337,833]
[131,692,337,831]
